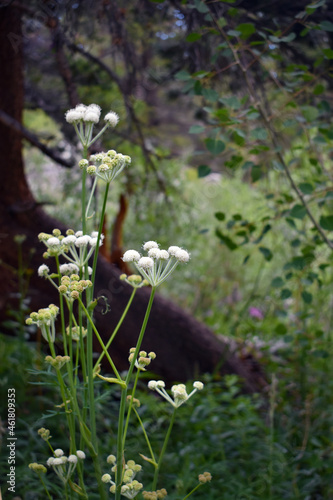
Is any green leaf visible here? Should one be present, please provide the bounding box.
[259,246,273,261]
[251,165,262,183]
[281,288,292,300]
[202,88,219,102]
[205,138,225,155]
[289,204,307,219]
[186,33,202,42]
[254,224,272,244]
[301,105,319,122]
[236,23,256,38]
[251,127,268,141]
[215,211,225,221]
[271,277,284,288]
[319,215,333,230]
[216,229,238,250]
[189,125,205,134]
[323,48,333,59]
[198,165,211,178]
[275,323,287,334]
[320,21,333,32]
[299,183,314,194]
[301,291,313,304]
[175,70,192,81]
[220,96,242,109]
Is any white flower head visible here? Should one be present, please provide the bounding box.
[83,110,100,123]
[104,111,119,127]
[62,235,77,246]
[65,109,82,123]
[193,381,204,390]
[168,245,181,256]
[46,457,55,466]
[47,237,61,247]
[76,450,86,459]
[138,257,154,270]
[123,250,141,262]
[175,249,190,263]
[148,248,162,259]
[143,241,159,251]
[53,457,65,466]
[38,264,50,277]
[68,455,78,464]
[54,449,64,457]
[75,236,91,248]
[59,263,79,275]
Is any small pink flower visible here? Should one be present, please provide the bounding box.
[248,307,264,320]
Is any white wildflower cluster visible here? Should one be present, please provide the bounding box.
[122,241,190,287]
[26,304,59,343]
[38,228,103,270]
[80,149,131,184]
[46,449,86,485]
[128,348,156,371]
[148,380,204,408]
[58,274,93,302]
[65,103,119,147]
[102,456,143,499]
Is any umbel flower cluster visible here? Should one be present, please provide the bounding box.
[65,103,119,147]
[148,381,204,408]
[102,455,143,499]
[122,241,190,287]
[38,229,103,272]
[46,449,86,485]
[79,149,131,184]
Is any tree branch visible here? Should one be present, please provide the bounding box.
[0,108,73,168]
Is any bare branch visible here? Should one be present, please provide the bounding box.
[0,108,73,168]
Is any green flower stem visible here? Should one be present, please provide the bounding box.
[182,483,202,500]
[37,473,53,500]
[85,176,98,220]
[93,288,137,371]
[81,145,88,234]
[78,297,122,382]
[133,407,156,465]
[115,287,156,500]
[122,369,140,448]
[88,123,109,148]
[91,182,110,291]
[84,182,109,454]
[152,408,177,491]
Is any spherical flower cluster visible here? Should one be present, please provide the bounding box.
[38,427,51,441]
[122,241,190,287]
[128,348,156,371]
[66,325,87,342]
[198,471,212,484]
[65,103,101,124]
[45,355,70,369]
[28,463,47,474]
[142,489,168,500]
[103,457,143,499]
[81,149,131,184]
[104,111,119,127]
[148,380,204,408]
[26,304,59,343]
[120,273,149,289]
[58,274,92,301]
[46,449,86,484]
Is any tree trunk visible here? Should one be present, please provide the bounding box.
[0,5,266,393]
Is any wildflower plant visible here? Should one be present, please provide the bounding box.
[26,104,210,499]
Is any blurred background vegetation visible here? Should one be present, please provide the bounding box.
[2,0,333,498]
